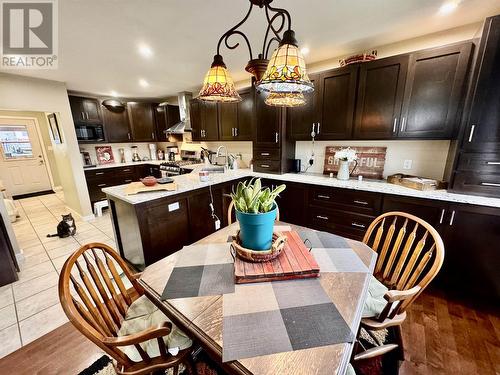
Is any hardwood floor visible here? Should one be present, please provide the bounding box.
[0,288,497,374]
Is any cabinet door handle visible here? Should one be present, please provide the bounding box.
[260,164,270,168]
[449,210,456,226]
[312,123,316,136]
[95,172,104,175]
[260,152,270,156]
[122,168,131,172]
[351,222,366,229]
[275,132,279,143]
[317,194,330,199]
[97,183,106,187]
[481,182,500,187]
[439,208,445,224]
[486,162,500,165]
[393,118,398,133]
[353,200,368,205]
[231,128,234,136]
[316,215,329,220]
[317,122,321,134]
[468,125,475,142]
[152,132,155,139]
[235,128,238,136]
[127,132,131,140]
[400,117,406,132]
[124,179,132,183]
[86,112,89,120]
[81,112,85,120]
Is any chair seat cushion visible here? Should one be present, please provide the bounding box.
[118,295,192,362]
[362,276,388,318]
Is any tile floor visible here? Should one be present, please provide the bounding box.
[0,192,116,359]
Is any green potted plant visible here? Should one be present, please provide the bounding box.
[230,178,286,250]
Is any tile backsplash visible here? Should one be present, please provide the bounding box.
[79,142,174,164]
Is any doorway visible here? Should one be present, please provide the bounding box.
[0,117,53,198]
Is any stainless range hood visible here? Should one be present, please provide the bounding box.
[164,91,193,134]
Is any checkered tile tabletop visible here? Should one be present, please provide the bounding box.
[160,227,374,362]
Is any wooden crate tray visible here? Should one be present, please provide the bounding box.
[125,182,177,195]
[234,231,320,284]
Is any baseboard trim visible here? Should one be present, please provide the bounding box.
[13,190,55,200]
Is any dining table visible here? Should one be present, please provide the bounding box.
[139,222,377,375]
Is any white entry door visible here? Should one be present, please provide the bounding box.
[0,117,52,197]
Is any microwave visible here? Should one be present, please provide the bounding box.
[75,123,105,142]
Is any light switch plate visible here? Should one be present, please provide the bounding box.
[215,219,221,230]
[403,159,413,170]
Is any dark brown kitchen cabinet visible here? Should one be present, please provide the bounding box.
[69,96,102,124]
[234,88,254,140]
[187,186,224,243]
[190,100,219,141]
[441,204,500,300]
[0,215,18,286]
[262,179,307,226]
[287,73,320,140]
[398,43,472,139]
[254,90,282,146]
[102,106,131,142]
[462,16,500,152]
[218,102,238,140]
[155,104,180,141]
[127,102,156,142]
[317,66,358,139]
[354,55,409,139]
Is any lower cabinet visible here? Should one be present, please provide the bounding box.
[262,179,307,226]
[187,186,224,243]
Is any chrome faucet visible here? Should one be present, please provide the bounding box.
[216,145,228,168]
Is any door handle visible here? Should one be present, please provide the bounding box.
[260,152,270,156]
[95,172,104,175]
[81,112,85,120]
[439,208,445,224]
[97,183,106,187]
[316,215,329,220]
[317,194,330,199]
[235,128,238,136]
[317,122,321,134]
[481,182,500,187]
[353,200,368,205]
[351,222,366,229]
[400,117,406,132]
[231,128,234,137]
[127,133,131,140]
[449,210,456,226]
[468,125,475,142]
[486,162,500,165]
[393,118,398,133]
[151,132,155,139]
[275,132,279,143]
[260,164,270,168]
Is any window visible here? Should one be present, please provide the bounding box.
[0,125,33,159]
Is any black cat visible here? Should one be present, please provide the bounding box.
[47,213,77,238]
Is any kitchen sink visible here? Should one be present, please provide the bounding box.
[201,166,225,173]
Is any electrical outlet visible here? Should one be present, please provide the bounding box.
[215,219,221,230]
[403,159,413,170]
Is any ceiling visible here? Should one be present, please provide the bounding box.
[5,0,500,99]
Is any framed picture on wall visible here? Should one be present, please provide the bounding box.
[47,113,62,144]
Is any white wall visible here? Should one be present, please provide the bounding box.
[0,73,93,218]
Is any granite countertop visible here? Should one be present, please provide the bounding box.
[84,160,168,170]
[102,168,500,209]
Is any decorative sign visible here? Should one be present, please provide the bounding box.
[95,146,114,165]
[324,146,386,179]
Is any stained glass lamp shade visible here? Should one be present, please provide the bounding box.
[257,30,313,94]
[265,91,306,107]
[198,55,241,102]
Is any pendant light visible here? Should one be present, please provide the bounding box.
[198,54,241,102]
[198,0,313,106]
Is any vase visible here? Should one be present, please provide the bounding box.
[235,204,277,250]
[337,160,350,180]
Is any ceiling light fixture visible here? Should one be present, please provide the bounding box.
[139,79,149,87]
[198,0,313,106]
[110,90,118,97]
[300,47,310,55]
[438,1,459,15]
[138,44,153,58]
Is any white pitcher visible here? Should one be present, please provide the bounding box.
[337,160,350,180]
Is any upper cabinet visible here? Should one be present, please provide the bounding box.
[190,99,219,141]
[69,96,102,125]
[287,73,320,140]
[155,104,180,141]
[398,43,472,139]
[354,55,409,139]
[218,102,238,141]
[127,102,156,142]
[254,89,282,146]
[463,16,500,152]
[234,88,254,141]
[102,105,131,143]
[318,66,358,140]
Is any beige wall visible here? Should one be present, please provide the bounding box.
[0,110,61,187]
[0,73,93,218]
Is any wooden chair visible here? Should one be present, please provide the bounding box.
[227,200,280,225]
[58,242,192,375]
[353,211,445,363]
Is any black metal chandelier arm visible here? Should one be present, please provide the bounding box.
[216,2,254,59]
[264,36,281,59]
[265,2,292,32]
[264,6,287,40]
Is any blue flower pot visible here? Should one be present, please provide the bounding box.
[235,205,277,250]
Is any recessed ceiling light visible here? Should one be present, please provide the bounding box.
[110,90,118,97]
[300,47,310,55]
[139,79,149,87]
[138,44,153,58]
[438,1,459,15]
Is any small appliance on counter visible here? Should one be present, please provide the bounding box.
[118,148,126,163]
[157,149,165,160]
[149,144,157,161]
[166,146,179,161]
[131,146,141,162]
